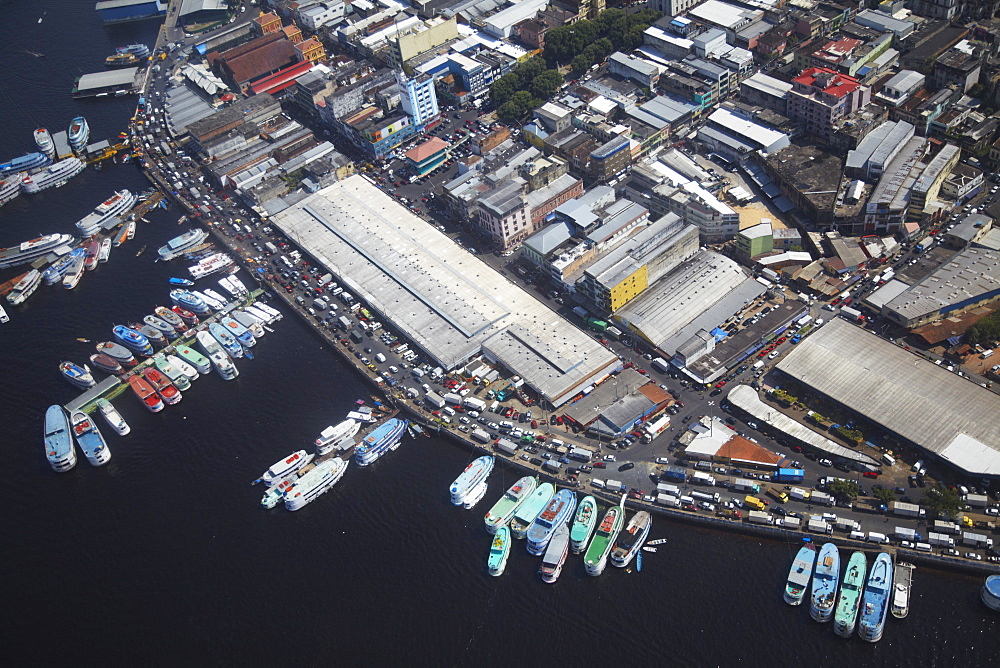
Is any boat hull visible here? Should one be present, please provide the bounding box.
[483,476,537,535]
[487,526,511,577]
[44,405,77,472]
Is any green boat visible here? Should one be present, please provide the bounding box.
[154,356,191,390]
[483,475,537,535]
[570,495,598,554]
[509,482,554,539]
[583,501,625,576]
[488,525,511,576]
[175,344,211,375]
[833,551,868,638]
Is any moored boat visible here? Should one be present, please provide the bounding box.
[44,405,77,472]
[257,450,315,486]
[196,331,238,380]
[106,52,139,67]
[483,476,537,534]
[189,253,233,279]
[98,237,111,263]
[127,374,163,412]
[570,495,599,554]
[983,575,1000,612]
[170,289,210,315]
[96,340,137,366]
[117,43,150,58]
[784,541,817,606]
[126,220,135,240]
[6,269,41,305]
[220,315,256,348]
[834,551,868,638]
[154,306,186,331]
[284,457,349,511]
[131,323,165,348]
[141,367,181,404]
[175,344,212,375]
[144,314,178,339]
[809,542,841,622]
[61,253,85,289]
[261,477,296,509]
[526,489,577,556]
[171,304,200,326]
[158,228,209,261]
[154,356,191,390]
[113,324,154,356]
[96,398,130,436]
[539,523,571,584]
[891,561,913,620]
[169,277,194,286]
[610,510,651,568]
[450,455,495,507]
[166,354,199,382]
[315,419,360,455]
[583,501,626,576]
[354,418,407,466]
[488,525,512,577]
[89,352,123,375]
[21,157,85,194]
[70,410,111,466]
[34,128,54,158]
[232,309,265,338]
[41,246,84,283]
[60,361,95,389]
[68,116,89,152]
[209,322,243,358]
[76,189,135,237]
[83,239,100,270]
[510,483,555,540]
[858,552,893,642]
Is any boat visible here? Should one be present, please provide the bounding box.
[127,374,163,412]
[141,367,181,404]
[171,305,200,326]
[76,189,136,237]
[203,288,228,308]
[583,502,626,576]
[218,276,239,298]
[284,457,349,511]
[6,269,41,305]
[59,361,95,389]
[154,306,186,331]
[154,356,191,391]
[509,482,555,540]
[642,546,657,553]
[253,301,282,321]
[0,176,21,207]
[0,304,7,323]
[113,224,129,247]
[355,418,408,466]
[41,247,84,284]
[168,277,194,286]
[20,157,85,194]
[637,550,643,572]
[784,542,818,606]
[196,331,238,380]
[34,128,55,158]
[136,245,146,257]
[0,151,50,175]
[228,276,249,296]
[158,229,209,261]
[189,253,234,279]
[450,455,495,506]
[144,314,178,339]
[106,52,139,67]
[462,480,490,510]
[98,237,111,263]
[96,398,130,436]
[232,310,265,338]
[70,410,111,466]
[539,523,571,584]
[43,405,77,472]
[175,345,212,375]
[834,551,868,638]
[62,252,85,289]
[209,322,243,358]
[488,525,512,577]
[610,510,651,568]
[809,543,841,622]
[68,116,89,153]
[89,353,123,375]
[257,450,315,486]
[191,290,222,311]
[166,354,199,382]
[483,476,538,534]
[261,477,297,509]
[95,341,136,366]
[983,575,1000,612]
[526,489,577,556]
[131,322,165,348]
[570,495,599,554]
[112,324,154,356]
[315,419,360,456]
[220,315,256,348]
[1,233,75,270]
[84,239,101,271]
[858,552,893,642]
[117,43,150,58]
[244,305,275,324]
[125,221,135,240]
[891,561,914,620]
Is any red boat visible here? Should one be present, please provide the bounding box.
[171,305,199,326]
[127,374,163,412]
[141,367,181,405]
[84,239,101,271]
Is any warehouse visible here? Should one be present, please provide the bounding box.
[272,175,620,408]
[95,0,167,24]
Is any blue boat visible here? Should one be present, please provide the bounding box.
[117,43,150,58]
[68,117,89,153]
[43,405,77,473]
[526,489,578,555]
[858,552,893,642]
[0,151,50,175]
[355,418,408,467]
[809,542,841,622]
[220,315,256,348]
[112,324,154,356]
[42,248,86,285]
[209,322,243,358]
[169,289,211,315]
[169,277,194,286]
[70,410,111,467]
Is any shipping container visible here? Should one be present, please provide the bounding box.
[656,483,680,497]
[891,501,924,518]
[774,468,805,483]
[662,466,687,482]
[928,532,954,548]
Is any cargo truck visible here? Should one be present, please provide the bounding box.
[543,460,563,474]
[965,493,989,508]
[933,519,960,535]
[810,491,834,507]
[747,510,773,525]
[789,487,811,501]
[840,306,865,323]
[462,397,487,412]
[605,479,626,493]
[691,490,721,503]
[605,325,622,339]
[892,501,925,518]
[767,487,789,504]
[780,516,801,529]
[866,532,888,544]
[495,438,518,455]
[656,483,680,497]
[734,479,761,494]
[471,429,491,444]
[962,531,994,549]
[928,532,955,548]
[691,471,716,486]
[895,527,921,542]
[651,357,671,374]
[424,391,446,409]
[808,517,832,534]
[443,392,463,406]
[744,495,766,511]
[774,468,805,483]
[568,446,595,462]
[835,518,861,532]
[656,494,681,507]
[662,466,687,482]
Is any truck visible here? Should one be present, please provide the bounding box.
[471,429,491,444]
[810,491,834,507]
[584,317,608,332]
[932,519,959,534]
[866,531,889,544]
[767,487,789,504]
[962,531,994,549]
[605,325,622,340]
[312,298,327,311]
[747,510,773,525]
[568,446,595,462]
[656,494,681,508]
[691,471,716,486]
[774,468,805,483]
[789,487,811,502]
[543,460,563,474]
[965,493,989,508]
[662,466,687,482]
[835,518,861,533]
[656,483,680,497]
[495,438,518,455]
[891,501,925,518]
[691,490,721,503]
[317,273,333,286]
[265,242,278,255]
[928,532,955,548]
[443,392,463,406]
[744,495,766,511]
[642,415,671,441]
[572,306,589,319]
[808,517,832,534]
[462,397,487,412]
[734,479,761,494]
[895,527,921,542]
[424,391,446,409]
[856,499,888,514]
[605,479,626,493]
[188,186,200,200]
[840,305,864,323]
[651,357,671,374]
[780,516,802,529]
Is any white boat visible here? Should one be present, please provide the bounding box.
[195,331,238,380]
[98,237,112,263]
[193,290,224,310]
[244,305,275,324]
[315,419,359,455]
[449,456,494,506]
[463,480,489,510]
[539,523,571,584]
[21,157,85,194]
[158,229,209,261]
[96,399,130,436]
[254,301,282,321]
[75,189,136,237]
[0,304,8,323]
[284,457,349,511]
[203,288,228,307]
[257,450,315,486]
[189,253,233,279]
[7,269,42,305]
[166,354,199,382]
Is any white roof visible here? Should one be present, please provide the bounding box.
[688,0,759,29]
[742,72,793,98]
[707,108,789,149]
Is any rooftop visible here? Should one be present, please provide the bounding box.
[404,136,449,163]
[883,246,1000,322]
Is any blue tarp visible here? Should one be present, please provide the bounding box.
[711,327,727,341]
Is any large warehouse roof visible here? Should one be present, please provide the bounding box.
[272,176,620,407]
[776,318,1000,476]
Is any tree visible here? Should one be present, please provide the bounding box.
[965,310,1000,346]
[872,487,896,506]
[497,100,524,124]
[922,483,963,518]
[489,74,519,107]
[570,53,592,75]
[530,69,563,100]
[826,479,859,502]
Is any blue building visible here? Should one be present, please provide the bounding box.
[95,0,167,24]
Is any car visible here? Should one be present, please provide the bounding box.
[945,548,961,557]
[603,454,616,462]
[580,465,593,473]
[818,458,833,467]
[593,462,607,469]
[965,552,982,561]
[530,458,544,467]
[863,471,879,478]
[618,462,635,472]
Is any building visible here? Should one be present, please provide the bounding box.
[608,52,660,89]
[698,107,791,164]
[845,120,915,180]
[736,221,774,259]
[932,45,982,93]
[178,0,228,24]
[647,0,702,16]
[404,137,450,176]
[874,70,925,108]
[683,416,784,469]
[863,136,928,233]
[909,143,960,216]
[562,369,669,438]
[480,0,548,39]
[209,33,301,91]
[478,181,531,251]
[386,17,459,69]
[298,1,346,32]
[524,174,584,228]
[252,11,281,35]
[740,72,793,114]
[765,142,845,225]
[95,0,166,24]
[589,135,632,184]
[533,102,574,134]
[185,93,282,156]
[295,37,326,64]
[397,72,439,130]
[787,67,870,140]
[687,0,763,34]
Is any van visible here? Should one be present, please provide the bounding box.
[881,453,896,467]
[982,349,994,359]
[375,353,386,363]
[591,479,606,489]
[350,303,361,313]
[443,406,456,417]
[914,542,932,553]
[867,532,888,544]
[490,400,500,413]
[849,530,866,541]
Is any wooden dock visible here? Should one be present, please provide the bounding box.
[0,271,29,297]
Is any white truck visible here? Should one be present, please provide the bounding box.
[933,519,960,535]
[808,517,832,534]
[835,518,861,533]
[928,532,955,548]
[471,429,491,444]
[810,491,834,507]
[965,493,989,508]
[734,479,761,493]
[656,483,681,497]
[780,516,801,529]
[651,357,671,374]
[747,510,773,525]
[462,397,487,412]
[962,531,994,549]
[789,487,811,501]
[895,527,919,542]
[656,494,681,508]
[691,490,721,503]
[691,471,716,486]
[892,501,925,518]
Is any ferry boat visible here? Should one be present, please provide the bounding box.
[95,340,136,366]
[175,345,212,375]
[784,542,817,606]
[450,456,495,506]
[34,128,55,158]
[261,477,297,509]
[354,418,407,467]
[170,289,211,315]
[196,331,238,380]
[189,253,234,279]
[98,237,111,263]
[131,322,166,348]
[202,288,228,308]
[539,523,571,584]
[62,252,85,289]
[96,398,130,436]
[141,367,181,405]
[891,561,914,619]
[68,116,89,153]
[59,361,95,389]
[583,502,626,576]
[153,356,191,391]
[315,419,360,456]
[106,52,139,67]
[857,552,893,643]
[462,480,490,510]
[483,476,537,534]
[76,189,136,237]
[509,482,555,540]
[209,322,243,358]
[526,489,577,556]
[570,495,599,554]
[809,542,841,622]
[488,525,512,577]
[70,410,111,466]
[158,229,209,261]
[192,290,223,311]
[154,306,186,332]
[258,450,315,486]
[171,304,200,326]
[218,276,240,298]
[834,551,868,638]
[284,457,349,511]
[125,220,136,240]
[21,157,85,194]
[84,239,101,271]
[253,301,282,321]
[166,354,199,382]
[228,276,249,296]
[0,151,50,175]
[144,314,178,339]
[0,176,21,206]
[117,43,150,58]
[90,353,123,375]
[232,310,265,338]
[610,510,651,568]
[1,233,75,270]
[169,277,194,286]
[113,324,154,356]
[220,315,256,348]
[983,575,1000,612]
[245,305,276,324]
[44,405,77,472]
[6,269,41,305]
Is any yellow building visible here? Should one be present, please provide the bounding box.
[296,37,326,64]
[253,11,281,35]
[282,24,303,44]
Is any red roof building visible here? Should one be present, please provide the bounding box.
[211,33,301,91]
[788,67,870,141]
[248,59,315,96]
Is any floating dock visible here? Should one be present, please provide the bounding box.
[72,67,143,99]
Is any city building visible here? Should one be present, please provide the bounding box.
[178,0,228,24]
[736,221,773,259]
[740,72,793,115]
[252,10,281,35]
[386,17,459,69]
[562,369,671,439]
[404,137,450,176]
[589,135,632,184]
[297,1,346,32]
[209,33,301,91]
[932,44,982,93]
[874,70,925,108]
[95,0,167,24]
[787,67,870,140]
[477,180,532,251]
[608,52,661,89]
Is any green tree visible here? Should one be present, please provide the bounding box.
[497,100,524,124]
[571,53,592,74]
[964,311,1000,346]
[517,56,547,83]
[489,74,519,107]
[872,487,896,506]
[922,483,963,518]
[530,69,563,99]
[826,479,859,501]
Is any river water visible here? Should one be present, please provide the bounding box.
[1,1,998,664]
